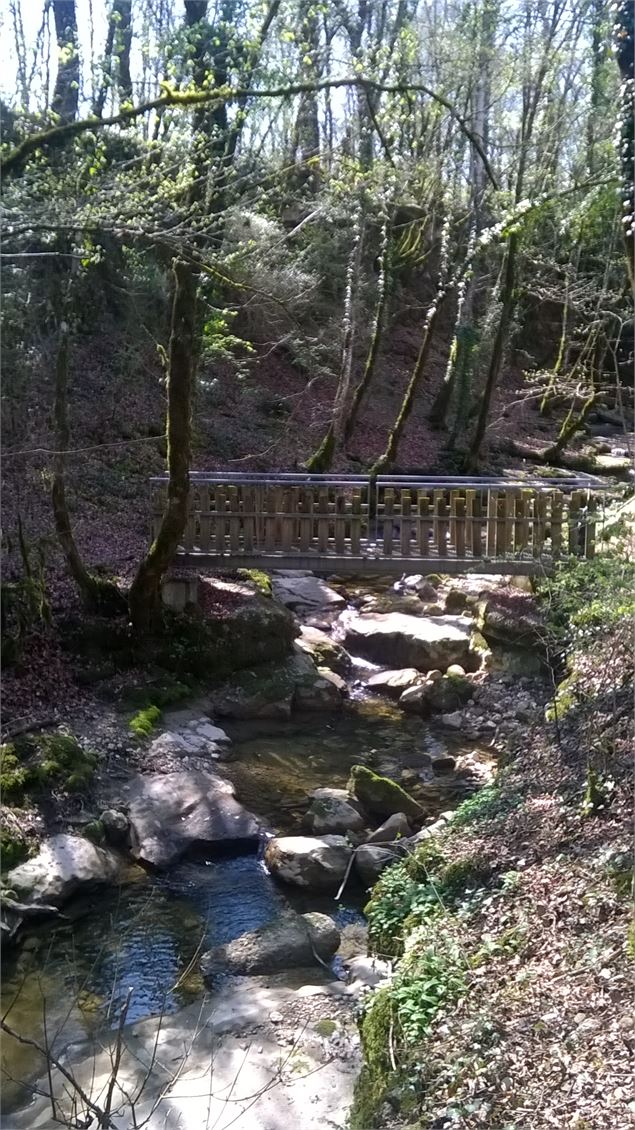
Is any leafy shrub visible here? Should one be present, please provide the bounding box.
[451,783,522,827]
[538,557,635,645]
[0,744,30,804]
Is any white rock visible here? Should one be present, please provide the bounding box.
[8,834,121,908]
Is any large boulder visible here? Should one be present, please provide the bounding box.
[366,668,422,700]
[7,834,121,908]
[209,653,344,718]
[355,845,399,887]
[365,813,412,843]
[200,911,340,979]
[304,788,365,835]
[295,625,351,676]
[264,835,353,892]
[272,573,345,612]
[338,612,476,672]
[477,591,545,651]
[118,771,260,868]
[348,765,424,821]
[399,672,473,714]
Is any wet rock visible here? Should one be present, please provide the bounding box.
[119,771,260,868]
[338,611,475,672]
[399,672,472,714]
[7,834,120,908]
[366,668,422,699]
[345,954,392,990]
[355,845,399,886]
[400,576,439,601]
[209,653,343,719]
[295,626,351,676]
[431,756,456,774]
[439,711,464,730]
[200,911,340,979]
[100,809,130,847]
[294,666,346,711]
[305,789,365,835]
[365,813,412,843]
[348,764,423,820]
[444,588,468,613]
[272,573,345,612]
[264,835,353,892]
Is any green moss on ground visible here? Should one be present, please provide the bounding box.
[236,568,272,596]
[2,733,98,798]
[129,705,162,737]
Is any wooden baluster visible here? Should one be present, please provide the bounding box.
[280,488,293,553]
[503,490,515,556]
[318,487,329,553]
[465,489,475,557]
[351,488,362,556]
[335,491,346,555]
[449,491,457,556]
[455,493,466,559]
[299,489,311,552]
[514,491,526,555]
[264,487,276,552]
[417,490,430,557]
[584,493,596,558]
[400,491,411,556]
[291,487,300,552]
[198,485,211,553]
[486,490,498,558]
[550,489,563,559]
[183,487,196,552]
[432,490,444,557]
[383,489,394,556]
[216,487,227,554]
[243,486,254,553]
[567,490,582,556]
[533,491,548,557]
[228,486,240,553]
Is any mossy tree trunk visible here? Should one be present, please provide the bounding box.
[52,321,126,615]
[370,219,451,476]
[465,231,518,471]
[129,259,197,632]
[344,208,393,449]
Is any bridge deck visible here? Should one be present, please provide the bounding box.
[151,473,603,576]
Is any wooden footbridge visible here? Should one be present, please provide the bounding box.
[152,473,604,577]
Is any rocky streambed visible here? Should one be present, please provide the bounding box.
[0,569,547,1129]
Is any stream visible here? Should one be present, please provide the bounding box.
[0,582,498,1125]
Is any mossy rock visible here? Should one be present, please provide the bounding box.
[123,679,193,711]
[0,823,30,872]
[350,987,395,1129]
[236,569,272,597]
[544,672,578,722]
[2,732,98,798]
[348,764,424,820]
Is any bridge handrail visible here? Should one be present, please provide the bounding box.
[150,472,607,491]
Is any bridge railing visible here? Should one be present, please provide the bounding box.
[150,473,603,568]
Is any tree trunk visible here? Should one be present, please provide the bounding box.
[465,231,518,470]
[52,1,79,123]
[344,208,393,447]
[371,221,452,475]
[94,0,133,117]
[305,203,365,471]
[129,260,197,632]
[613,0,634,290]
[52,323,125,615]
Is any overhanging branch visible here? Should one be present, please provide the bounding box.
[2,77,498,188]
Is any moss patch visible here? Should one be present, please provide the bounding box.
[236,569,272,596]
[0,744,30,805]
[129,705,162,737]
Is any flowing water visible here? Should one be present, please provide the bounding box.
[1,693,484,1116]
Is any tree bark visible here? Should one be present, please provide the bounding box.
[93,0,133,117]
[465,231,518,470]
[612,0,634,290]
[52,0,79,123]
[129,260,197,632]
[344,208,393,447]
[52,323,125,614]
